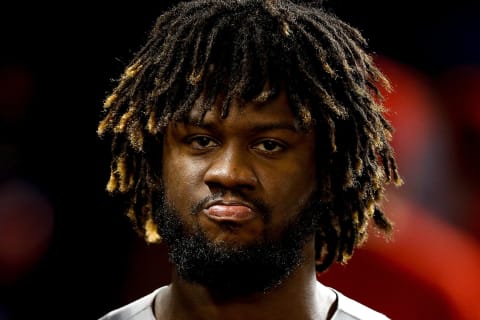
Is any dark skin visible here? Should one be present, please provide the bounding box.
[155,92,337,320]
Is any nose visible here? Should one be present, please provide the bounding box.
[204,145,258,191]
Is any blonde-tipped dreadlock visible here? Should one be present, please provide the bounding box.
[97,0,402,272]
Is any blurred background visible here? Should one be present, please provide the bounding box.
[0,1,479,319]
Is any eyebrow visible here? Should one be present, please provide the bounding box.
[184,118,300,133]
[248,123,300,133]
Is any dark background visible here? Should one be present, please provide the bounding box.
[1,1,479,319]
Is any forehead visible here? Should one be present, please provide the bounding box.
[185,91,308,130]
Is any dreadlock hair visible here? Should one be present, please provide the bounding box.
[97,0,403,272]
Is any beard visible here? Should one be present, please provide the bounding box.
[152,186,320,297]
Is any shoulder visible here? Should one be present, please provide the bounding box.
[98,286,166,320]
[328,287,390,320]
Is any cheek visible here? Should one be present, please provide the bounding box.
[275,168,316,201]
[264,155,317,214]
[162,148,205,211]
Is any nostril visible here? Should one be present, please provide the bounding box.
[203,151,258,189]
[205,181,225,194]
[205,181,256,194]
[204,166,258,190]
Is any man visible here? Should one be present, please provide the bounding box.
[97,0,402,319]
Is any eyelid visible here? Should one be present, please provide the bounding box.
[184,134,219,149]
[251,138,287,153]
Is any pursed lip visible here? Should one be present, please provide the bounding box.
[203,199,257,222]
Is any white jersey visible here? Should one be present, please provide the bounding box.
[99,283,389,320]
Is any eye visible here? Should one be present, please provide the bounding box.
[252,139,285,153]
[187,135,218,149]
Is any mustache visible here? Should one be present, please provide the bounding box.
[190,190,272,221]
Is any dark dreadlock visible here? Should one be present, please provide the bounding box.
[97,0,402,272]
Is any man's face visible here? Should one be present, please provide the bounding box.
[157,92,318,294]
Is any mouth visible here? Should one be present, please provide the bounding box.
[203,199,257,222]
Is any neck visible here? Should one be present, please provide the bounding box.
[154,241,336,320]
